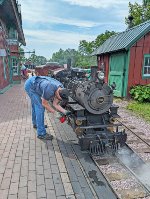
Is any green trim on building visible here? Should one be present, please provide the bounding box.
[123,50,130,97]
[0,84,12,94]
[142,54,150,79]
[11,56,19,76]
[2,57,7,80]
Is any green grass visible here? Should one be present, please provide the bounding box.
[127,101,150,122]
[113,97,123,103]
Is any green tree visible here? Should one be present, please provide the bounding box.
[94,30,116,49]
[26,54,47,66]
[79,30,116,55]
[79,40,95,55]
[50,31,116,68]
[51,48,65,65]
[50,48,80,66]
[143,0,150,6]
[125,1,150,27]
[50,48,97,68]
[77,31,116,67]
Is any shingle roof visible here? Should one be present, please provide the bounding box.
[92,20,150,55]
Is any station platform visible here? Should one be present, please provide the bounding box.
[0,82,117,199]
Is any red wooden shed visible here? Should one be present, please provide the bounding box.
[92,20,150,97]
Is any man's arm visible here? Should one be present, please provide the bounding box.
[41,98,55,113]
[53,97,66,114]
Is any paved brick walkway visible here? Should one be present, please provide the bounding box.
[0,83,117,199]
[0,83,76,199]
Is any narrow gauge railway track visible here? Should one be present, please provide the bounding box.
[46,113,119,199]
[47,115,150,199]
[62,119,150,199]
[116,118,150,163]
[62,127,119,199]
[91,119,150,199]
[60,117,150,199]
[92,144,150,199]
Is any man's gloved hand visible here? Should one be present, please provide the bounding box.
[64,110,71,116]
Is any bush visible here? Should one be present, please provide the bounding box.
[129,84,150,102]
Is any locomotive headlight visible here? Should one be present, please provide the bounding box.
[75,119,82,126]
[97,71,104,80]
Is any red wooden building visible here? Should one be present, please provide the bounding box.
[93,20,150,97]
[0,0,25,93]
[35,62,64,76]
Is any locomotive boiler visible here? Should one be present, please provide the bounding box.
[55,68,127,154]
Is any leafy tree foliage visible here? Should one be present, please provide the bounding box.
[18,48,47,66]
[50,48,81,67]
[50,48,97,68]
[125,1,150,27]
[94,30,116,49]
[79,30,116,55]
[50,31,116,68]
[28,54,47,66]
[79,40,95,55]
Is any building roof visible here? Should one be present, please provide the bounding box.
[11,0,26,45]
[92,20,150,55]
[0,0,26,45]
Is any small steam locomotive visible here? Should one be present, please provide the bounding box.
[54,67,127,154]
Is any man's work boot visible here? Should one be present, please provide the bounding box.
[37,133,53,140]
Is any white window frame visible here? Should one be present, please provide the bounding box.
[12,57,18,76]
[143,55,150,78]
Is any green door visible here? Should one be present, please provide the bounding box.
[109,53,127,97]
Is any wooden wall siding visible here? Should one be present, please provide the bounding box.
[144,32,150,47]
[97,54,109,83]
[128,47,136,89]
[128,33,150,91]
[0,30,10,89]
[134,45,143,84]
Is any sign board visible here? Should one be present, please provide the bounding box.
[0,49,6,57]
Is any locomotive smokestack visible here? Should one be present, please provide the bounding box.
[90,66,98,81]
[67,58,71,69]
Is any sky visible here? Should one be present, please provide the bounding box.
[19,0,142,59]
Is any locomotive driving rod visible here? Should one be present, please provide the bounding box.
[79,123,122,129]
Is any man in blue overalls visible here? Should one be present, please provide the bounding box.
[24,76,69,140]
